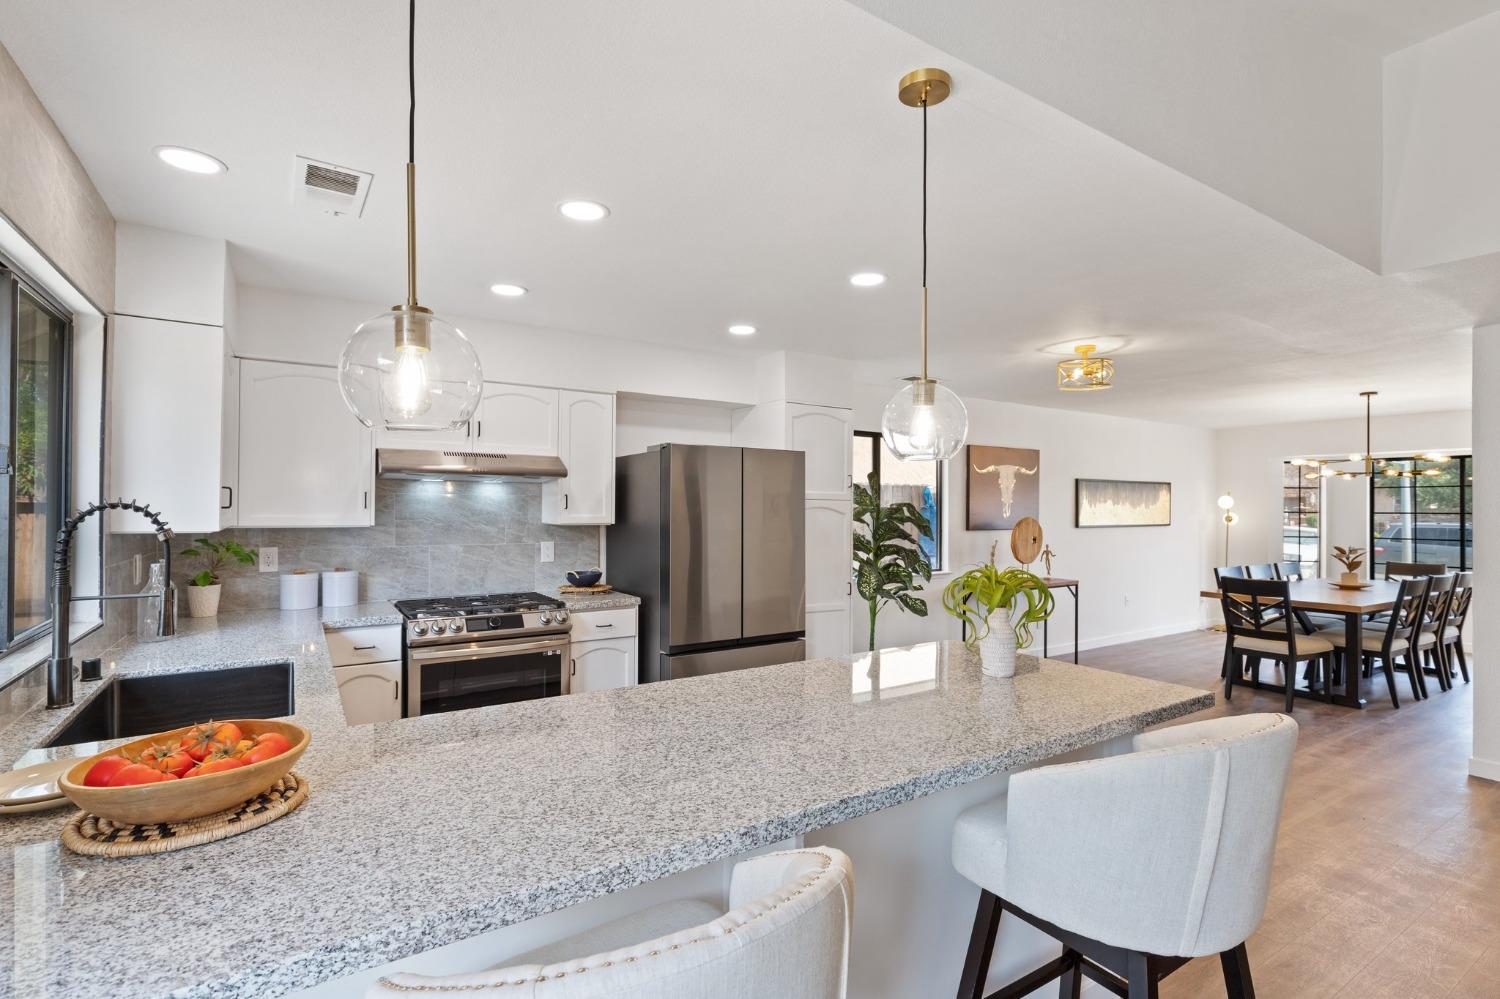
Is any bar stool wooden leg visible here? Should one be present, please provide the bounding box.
[1126,951,1158,999]
[1057,951,1082,999]
[957,890,1002,999]
[1220,942,1256,999]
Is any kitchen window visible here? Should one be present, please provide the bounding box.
[0,264,71,652]
[853,430,943,572]
[1371,456,1473,576]
[1281,462,1320,578]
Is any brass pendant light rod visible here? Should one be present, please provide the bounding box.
[405,0,418,312]
[920,94,928,383]
[899,68,949,388]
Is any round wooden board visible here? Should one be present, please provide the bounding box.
[1010,517,1044,566]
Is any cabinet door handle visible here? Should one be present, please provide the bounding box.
[570,658,577,676]
[595,623,613,629]
[563,493,569,510]
[392,678,400,700]
[847,581,852,595]
[364,490,369,509]
[476,420,482,438]
[353,644,379,651]
[221,485,234,509]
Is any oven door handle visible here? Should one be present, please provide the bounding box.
[409,638,567,666]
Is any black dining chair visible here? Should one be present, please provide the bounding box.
[1318,576,1429,708]
[1384,561,1447,580]
[1214,565,1249,584]
[1441,572,1473,684]
[1414,574,1458,692]
[1220,578,1335,713]
[1245,564,1278,580]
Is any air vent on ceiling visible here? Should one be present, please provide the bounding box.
[292,155,373,218]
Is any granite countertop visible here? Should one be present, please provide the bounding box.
[0,612,1209,999]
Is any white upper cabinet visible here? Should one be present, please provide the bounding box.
[543,390,615,525]
[110,315,229,534]
[475,384,560,454]
[237,360,373,527]
[788,403,853,499]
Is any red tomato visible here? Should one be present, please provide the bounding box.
[240,743,283,765]
[83,755,133,788]
[107,763,174,786]
[212,722,243,746]
[253,732,292,756]
[180,721,244,761]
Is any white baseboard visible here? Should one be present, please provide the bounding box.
[1469,757,1500,783]
[1042,619,1209,658]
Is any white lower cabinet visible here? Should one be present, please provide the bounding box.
[570,636,637,693]
[334,660,402,725]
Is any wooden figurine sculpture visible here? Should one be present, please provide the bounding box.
[1041,544,1056,577]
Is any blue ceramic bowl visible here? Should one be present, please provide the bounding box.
[567,569,603,587]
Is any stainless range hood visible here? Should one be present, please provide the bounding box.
[377,449,567,482]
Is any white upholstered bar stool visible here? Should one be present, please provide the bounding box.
[952,714,1298,999]
[367,847,853,999]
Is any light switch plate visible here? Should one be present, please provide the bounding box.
[540,541,554,563]
[259,547,279,573]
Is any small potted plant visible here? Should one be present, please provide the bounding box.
[942,554,1054,678]
[178,538,257,618]
[1331,546,1366,586]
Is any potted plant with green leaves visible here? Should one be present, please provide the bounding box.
[178,538,257,618]
[942,549,1054,678]
[852,472,934,650]
[1331,546,1366,587]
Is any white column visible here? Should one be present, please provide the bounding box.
[1472,324,1500,780]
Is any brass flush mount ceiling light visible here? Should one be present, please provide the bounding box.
[1056,344,1114,391]
[880,68,969,462]
[338,0,482,431]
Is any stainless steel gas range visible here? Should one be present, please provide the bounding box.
[394,592,571,717]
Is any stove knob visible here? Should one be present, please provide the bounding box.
[411,622,429,637]
[487,616,503,629]
[555,610,569,625]
[430,620,447,635]
[449,618,465,634]
[539,610,554,625]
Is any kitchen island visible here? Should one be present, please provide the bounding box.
[0,609,1210,999]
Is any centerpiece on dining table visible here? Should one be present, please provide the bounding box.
[1330,546,1369,589]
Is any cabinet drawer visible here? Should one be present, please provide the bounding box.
[325,625,402,666]
[569,608,637,642]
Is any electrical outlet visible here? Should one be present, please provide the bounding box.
[540,541,554,564]
[259,547,279,573]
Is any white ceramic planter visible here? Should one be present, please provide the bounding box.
[1339,571,1360,586]
[186,583,222,618]
[978,606,1018,678]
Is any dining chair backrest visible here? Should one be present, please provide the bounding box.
[1376,576,1430,653]
[1245,564,1278,580]
[1385,561,1447,580]
[1214,565,1248,584]
[1274,562,1303,581]
[1449,571,1473,628]
[1421,574,1457,636]
[1219,577,1297,654]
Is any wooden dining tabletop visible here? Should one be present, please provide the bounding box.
[1200,577,1405,709]
[1198,577,1403,613]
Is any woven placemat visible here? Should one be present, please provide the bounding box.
[61,772,308,857]
[558,583,613,594]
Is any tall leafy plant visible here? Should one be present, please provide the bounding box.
[853,471,934,650]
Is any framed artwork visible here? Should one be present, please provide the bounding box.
[1075,478,1172,527]
[966,445,1040,531]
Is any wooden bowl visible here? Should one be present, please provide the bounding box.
[59,719,309,825]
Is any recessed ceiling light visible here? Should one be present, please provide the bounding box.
[728,324,757,336]
[490,283,528,297]
[557,200,609,222]
[153,145,227,174]
[849,272,886,287]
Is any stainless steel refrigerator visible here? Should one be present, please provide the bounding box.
[609,444,806,683]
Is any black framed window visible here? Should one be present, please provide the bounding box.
[0,264,71,651]
[853,431,943,572]
[1370,456,1472,576]
[1281,462,1320,578]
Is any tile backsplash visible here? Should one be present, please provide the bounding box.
[146,479,601,613]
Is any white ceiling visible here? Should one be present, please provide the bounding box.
[2,0,1496,428]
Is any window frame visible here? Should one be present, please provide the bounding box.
[1369,455,1472,576]
[1280,463,1322,578]
[853,430,944,572]
[0,259,74,653]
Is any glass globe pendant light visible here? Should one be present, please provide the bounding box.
[338,0,482,431]
[881,68,968,462]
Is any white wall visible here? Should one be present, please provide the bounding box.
[850,383,1217,655]
[1472,325,1499,781]
[1214,408,1471,579]
[234,285,759,407]
[1383,12,1500,273]
[615,396,735,456]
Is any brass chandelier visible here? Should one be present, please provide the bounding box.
[1056,344,1114,391]
[1291,391,1451,481]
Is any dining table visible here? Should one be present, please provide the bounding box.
[1199,577,1406,709]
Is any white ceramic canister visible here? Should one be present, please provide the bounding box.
[279,570,320,610]
[321,568,359,608]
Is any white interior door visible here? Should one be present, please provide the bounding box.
[238,360,373,527]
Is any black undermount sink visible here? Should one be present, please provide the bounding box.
[41,663,294,748]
